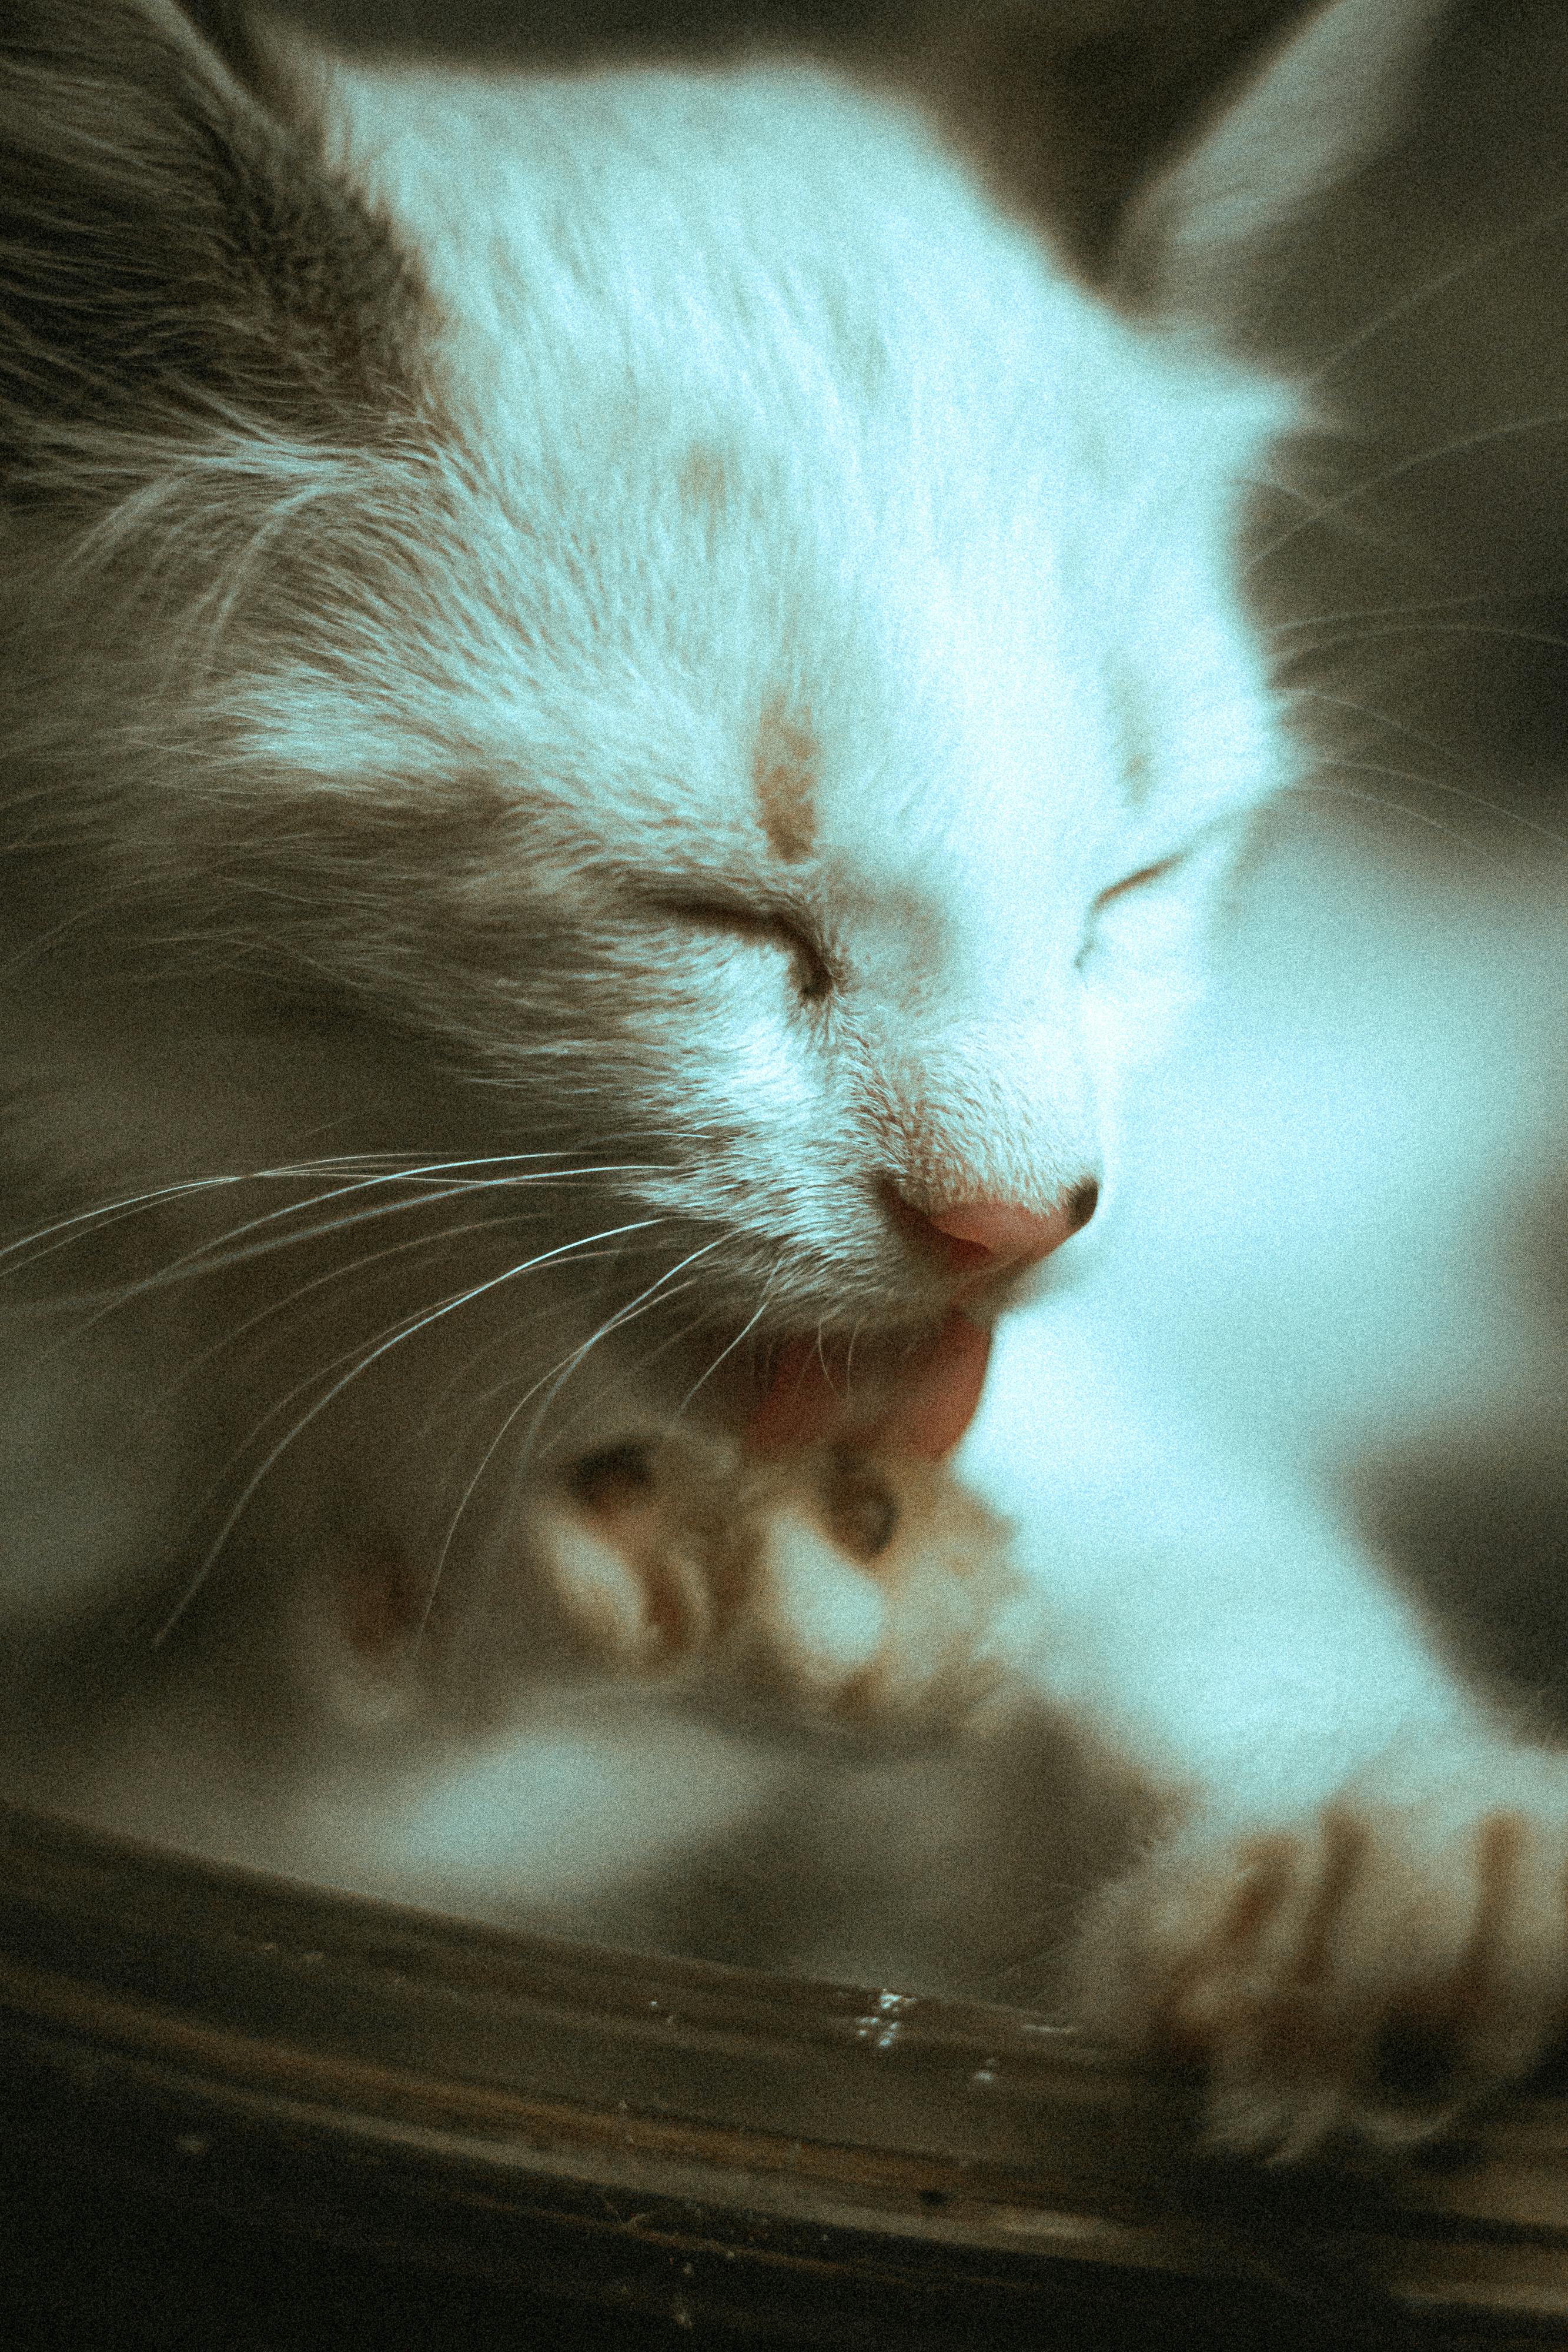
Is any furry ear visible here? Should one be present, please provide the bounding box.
[0,0,421,479]
[1115,0,1452,320]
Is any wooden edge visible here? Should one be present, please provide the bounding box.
[1,1798,1567,2346]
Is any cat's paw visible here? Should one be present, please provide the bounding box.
[1068,1738,1568,2160]
[720,1446,1024,1721]
[535,1441,713,1676]
[540,1435,1022,1726]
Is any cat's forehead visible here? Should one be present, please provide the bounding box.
[339,53,1274,495]
[487,386,1266,893]
[325,56,1289,876]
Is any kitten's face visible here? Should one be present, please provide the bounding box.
[148,62,1291,1403]
[3,29,1293,1472]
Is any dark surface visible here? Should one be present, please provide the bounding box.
[1,1802,1566,2352]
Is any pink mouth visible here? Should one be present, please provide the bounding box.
[744,1310,992,1461]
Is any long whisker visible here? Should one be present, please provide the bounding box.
[412,1258,727,1644]
[410,1239,724,1636]
[447,1276,717,1465]
[31,1181,522,1332]
[179,1241,651,1532]
[445,1240,728,1532]
[1292,776,1486,850]
[0,1148,657,1277]
[672,1275,780,1422]
[517,1235,731,1456]
[25,1162,656,1343]
[1298,186,1568,391]
[550,1295,727,1443]
[86,1165,650,1295]
[150,1217,664,1643]
[1288,681,1467,756]
[401,1237,679,1445]
[1310,759,1568,848]
[1266,587,1541,639]
[1287,689,1568,851]
[149,1210,576,1405]
[2,1171,295,1275]
[1283,618,1568,658]
[1248,408,1568,577]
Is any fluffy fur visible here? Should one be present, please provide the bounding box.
[4,0,1567,2166]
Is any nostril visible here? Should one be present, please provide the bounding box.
[1065,1177,1099,1235]
[898,1180,1099,1272]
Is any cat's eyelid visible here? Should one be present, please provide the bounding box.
[644,887,837,999]
[614,857,789,921]
[650,884,782,927]
[645,884,807,936]
[1094,853,1186,910]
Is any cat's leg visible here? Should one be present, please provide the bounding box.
[962,1309,1568,2156]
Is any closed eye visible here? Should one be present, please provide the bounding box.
[1076,854,1186,969]
[1094,855,1183,910]
[657,894,835,1003]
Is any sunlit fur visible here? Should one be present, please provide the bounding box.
[0,4,1287,1651]
[9,0,1568,2169]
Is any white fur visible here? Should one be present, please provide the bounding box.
[6,0,1564,2162]
[1,27,1293,1642]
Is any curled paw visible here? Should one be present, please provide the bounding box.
[1067,1738,1568,2159]
[538,1432,1024,1725]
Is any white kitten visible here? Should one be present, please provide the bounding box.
[0,4,1283,1682]
[4,0,1565,2164]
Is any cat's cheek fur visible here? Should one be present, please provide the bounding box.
[1075,837,1248,1090]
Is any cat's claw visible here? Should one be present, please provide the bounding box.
[1068,1738,1568,2159]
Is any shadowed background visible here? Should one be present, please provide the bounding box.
[5,5,1568,2344]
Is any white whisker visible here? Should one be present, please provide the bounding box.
[150,1217,664,1643]
[0,1149,658,1278]
[148,1211,584,1406]
[21,1162,659,1344]
[671,1274,781,1423]
[1249,409,1568,577]
[1299,187,1568,391]
[411,1238,724,1637]
[1286,619,1568,659]
[446,1276,711,1464]
[1268,589,1534,639]
[1293,776,1483,850]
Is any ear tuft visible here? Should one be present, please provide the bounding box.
[0,0,423,475]
[1115,0,1452,323]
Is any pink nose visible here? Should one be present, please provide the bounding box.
[902,1182,1098,1273]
